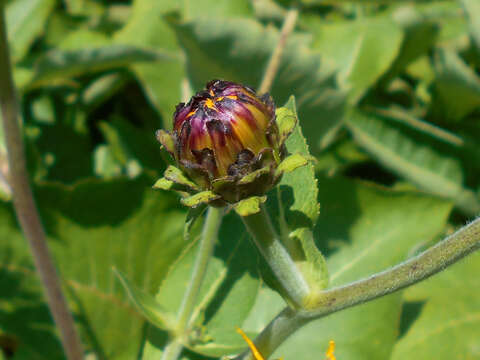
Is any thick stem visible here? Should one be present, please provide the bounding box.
[241,205,310,308]
[160,338,184,360]
[258,7,299,94]
[234,217,480,360]
[161,207,223,360]
[0,7,84,360]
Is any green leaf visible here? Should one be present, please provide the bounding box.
[113,1,183,127]
[276,153,309,176]
[6,0,56,62]
[274,105,297,145]
[233,196,267,216]
[114,268,176,331]
[391,251,480,360]
[31,123,93,183]
[182,0,253,19]
[144,213,261,358]
[94,144,123,179]
[99,117,166,176]
[380,6,439,84]
[83,73,127,110]
[276,97,319,229]
[461,0,480,52]
[63,0,105,17]
[169,16,345,152]
[0,268,64,359]
[304,12,404,103]
[184,204,207,241]
[430,48,480,121]
[345,109,480,216]
[0,177,192,359]
[29,45,173,89]
[181,191,220,207]
[271,176,453,360]
[289,228,328,294]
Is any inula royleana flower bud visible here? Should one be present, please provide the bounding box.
[156,80,304,207]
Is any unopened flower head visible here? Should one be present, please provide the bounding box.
[156,79,292,205]
[173,80,276,179]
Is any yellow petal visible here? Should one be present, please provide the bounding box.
[236,328,265,360]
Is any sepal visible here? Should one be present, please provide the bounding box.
[181,191,221,207]
[233,196,267,216]
[155,129,175,155]
[164,165,200,191]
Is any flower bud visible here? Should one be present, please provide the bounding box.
[156,80,295,205]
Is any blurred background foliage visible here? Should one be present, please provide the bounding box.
[0,0,479,359]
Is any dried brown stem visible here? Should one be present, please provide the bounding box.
[0,7,84,360]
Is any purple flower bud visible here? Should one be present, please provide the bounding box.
[157,80,287,203]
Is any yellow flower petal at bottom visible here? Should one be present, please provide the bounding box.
[236,328,336,360]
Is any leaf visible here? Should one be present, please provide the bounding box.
[99,117,166,176]
[271,176,453,360]
[380,6,439,84]
[57,29,110,51]
[260,98,325,297]
[184,204,207,241]
[0,268,64,360]
[391,251,480,360]
[275,106,297,145]
[289,228,328,294]
[29,45,173,89]
[182,0,254,20]
[345,109,480,216]
[63,0,105,17]
[113,1,183,127]
[276,97,319,229]
[143,212,261,358]
[461,0,480,52]
[31,123,93,183]
[276,153,309,176]
[116,0,252,126]
[430,48,480,122]
[114,268,176,331]
[0,177,192,359]
[94,144,123,179]
[5,0,56,62]
[305,13,404,103]
[169,16,345,152]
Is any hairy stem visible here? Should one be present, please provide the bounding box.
[235,217,480,360]
[0,7,84,360]
[258,7,299,94]
[161,207,223,360]
[241,205,310,308]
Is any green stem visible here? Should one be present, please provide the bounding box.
[241,205,310,308]
[234,217,480,360]
[160,338,184,360]
[258,6,299,94]
[0,7,84,360]
[161,207,223,360]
